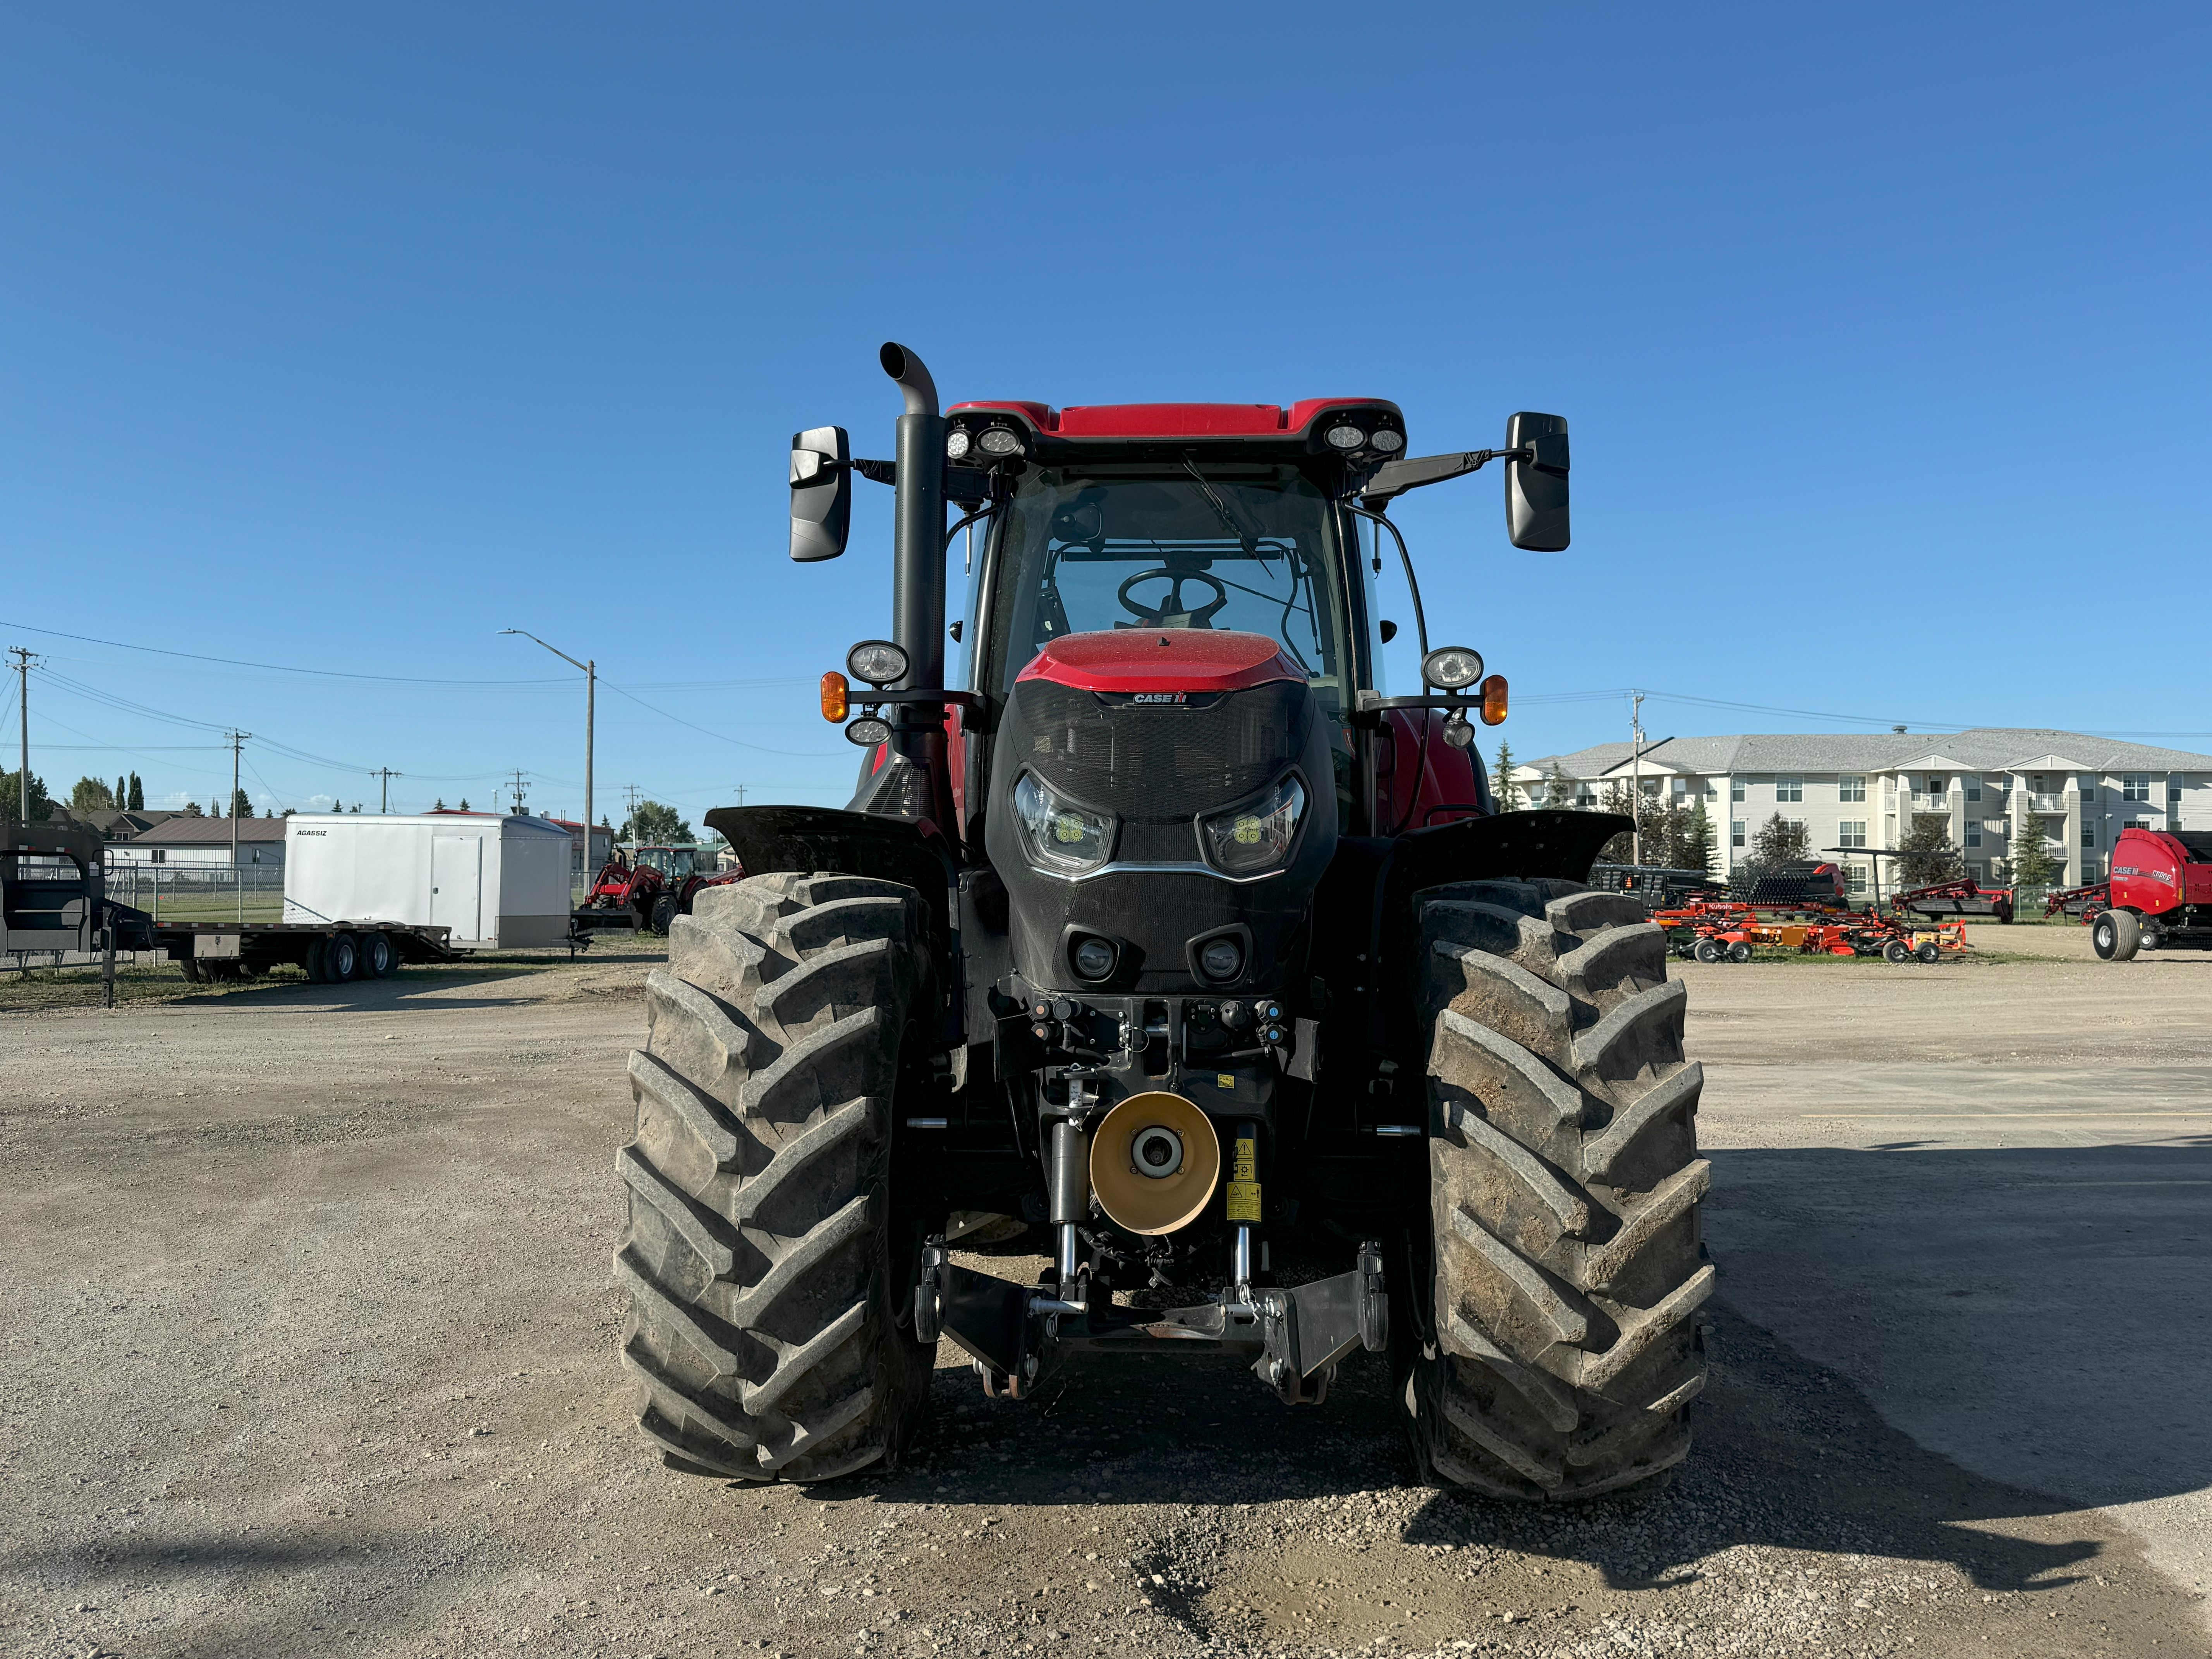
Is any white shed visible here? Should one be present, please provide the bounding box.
[282,813,573,949]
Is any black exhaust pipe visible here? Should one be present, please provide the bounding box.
[881,342,946,694]
[876,342,953,835]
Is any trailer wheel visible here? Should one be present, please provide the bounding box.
[361,931,397,979]
[326,931,361,982]
[1725,941,1751,964]
[1688,938,1719,964]
[1882,939,1910,963]
[304,938,330,982]
[613,871,934,1483]
[1403,880,1712,1501]
[1914,939,1941,964]
[2092,909,2140,962]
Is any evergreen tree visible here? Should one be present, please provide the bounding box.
[1491,741,1521,812]
[2007,807,2058,888]
[1751,812,1811,865]
[1683,800,1717,877]
[457,797,471,811]
[230,787,252,817]
[115,776,126,808]
[1545,761,1572,809]
[1597,779,1635,862]
[434,797,448,811]
[1898,814,1966,885]
[127,773,144,810]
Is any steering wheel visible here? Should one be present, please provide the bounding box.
[1116,568,1230,628]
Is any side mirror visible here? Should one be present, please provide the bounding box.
[789,425,852,562]
[1505,412,1569,552]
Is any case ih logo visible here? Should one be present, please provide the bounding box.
[1130,692,1188,704]
[2115,864,2172,884]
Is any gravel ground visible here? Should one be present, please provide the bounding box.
[1,946,2205,1657]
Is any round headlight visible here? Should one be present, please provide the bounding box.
[1422,646,1486,690]
[977,428,1023,457]
[1371,428,1405,453]
[844,715,893,747]
[846,639,909,686]
[1072,936,1118,981]
[945,429,972,460]
[1324,424,1367,450]
[1198,936,1243,981]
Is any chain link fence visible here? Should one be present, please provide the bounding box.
[102,864,285,925]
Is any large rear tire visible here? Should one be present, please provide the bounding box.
[1404,880,1712,1501]
[613,871,935,1482]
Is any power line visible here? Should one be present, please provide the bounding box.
[0,619,572,687]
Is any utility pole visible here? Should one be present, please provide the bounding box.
[733,784,747,808]
[8,647,35,824]
[500,629,594,877]
[507,770,529,816]
[374,768,402,813]
[1629,690,1647,868]
[226,730,250,921]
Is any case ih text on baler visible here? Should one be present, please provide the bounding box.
[611,345,1712,1500]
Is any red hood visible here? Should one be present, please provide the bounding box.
[1016,630,1306,694]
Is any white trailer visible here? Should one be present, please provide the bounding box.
[283,813,573,950]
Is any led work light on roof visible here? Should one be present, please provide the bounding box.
[977,428,1023,457]
[846,639,909,687]
[1422,646,1486,690]
[1324,424,1367,450]
[1370,428,1405,453]
[945,429,972,460]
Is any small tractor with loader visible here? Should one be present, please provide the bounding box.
[612,345,1711,1500]
[576,843,739,936]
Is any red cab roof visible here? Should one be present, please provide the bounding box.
[1016,629,1305,695]
[948,398,1400,440]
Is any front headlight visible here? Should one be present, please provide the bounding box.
[1013,772,1115,876]
[1198,776,1307,876]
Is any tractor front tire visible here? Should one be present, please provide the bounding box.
[648,893,679,935]
[613,871,935,1482]
[1405,880,1713,1501]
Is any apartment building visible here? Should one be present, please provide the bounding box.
[1513,729,2212,895]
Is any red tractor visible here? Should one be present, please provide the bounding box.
[577,844,738,936]
[611,344,1707,1503]
[2089,826,2212,959]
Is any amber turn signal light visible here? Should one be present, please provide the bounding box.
[1479,674,1508,726]
[820,671,849,723]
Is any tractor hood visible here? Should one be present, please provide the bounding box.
[1016,629,1308,696]
[986,630,1339,998]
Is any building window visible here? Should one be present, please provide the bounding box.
[2168,779,2183,808]
[1730,779,1745,802]
[1574,788,1597,809]
[1670,776,1688,797]
[2082,857,2102,881]
[2081,821,2097,848]
[1965,776,1981,802]
[1731,819,1746,848]
[1838,775,1866,802]
[1845,864,1868,895]
[2123,774,2150,802]
[1837,820,1867,848]
[2124,818,2150,832]
[1776,776,1802,803]
[1966,827,1981,848]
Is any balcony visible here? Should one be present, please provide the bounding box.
[2027,793,2067,813]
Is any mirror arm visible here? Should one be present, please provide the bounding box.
[854,458,897,485]
[1358,448,1532,508]
[1345,505,1429,665]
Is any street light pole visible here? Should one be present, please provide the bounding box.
[500,629,595,879]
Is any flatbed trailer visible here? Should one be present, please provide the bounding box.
[129,917,460,983]
[3,821,461,988]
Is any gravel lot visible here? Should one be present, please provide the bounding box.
[2,931,2206,1657]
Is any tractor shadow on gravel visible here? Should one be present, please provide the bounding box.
[839,1295,2120,1598]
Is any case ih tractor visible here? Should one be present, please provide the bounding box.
[613,345,1710,1500]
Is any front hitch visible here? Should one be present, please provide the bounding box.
[915,1238,1388,1405]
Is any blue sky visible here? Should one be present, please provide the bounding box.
[5,5,2207,822]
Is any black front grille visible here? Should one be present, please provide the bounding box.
[1009,678,1312,820]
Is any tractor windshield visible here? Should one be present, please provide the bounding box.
[983,465,1353,709]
